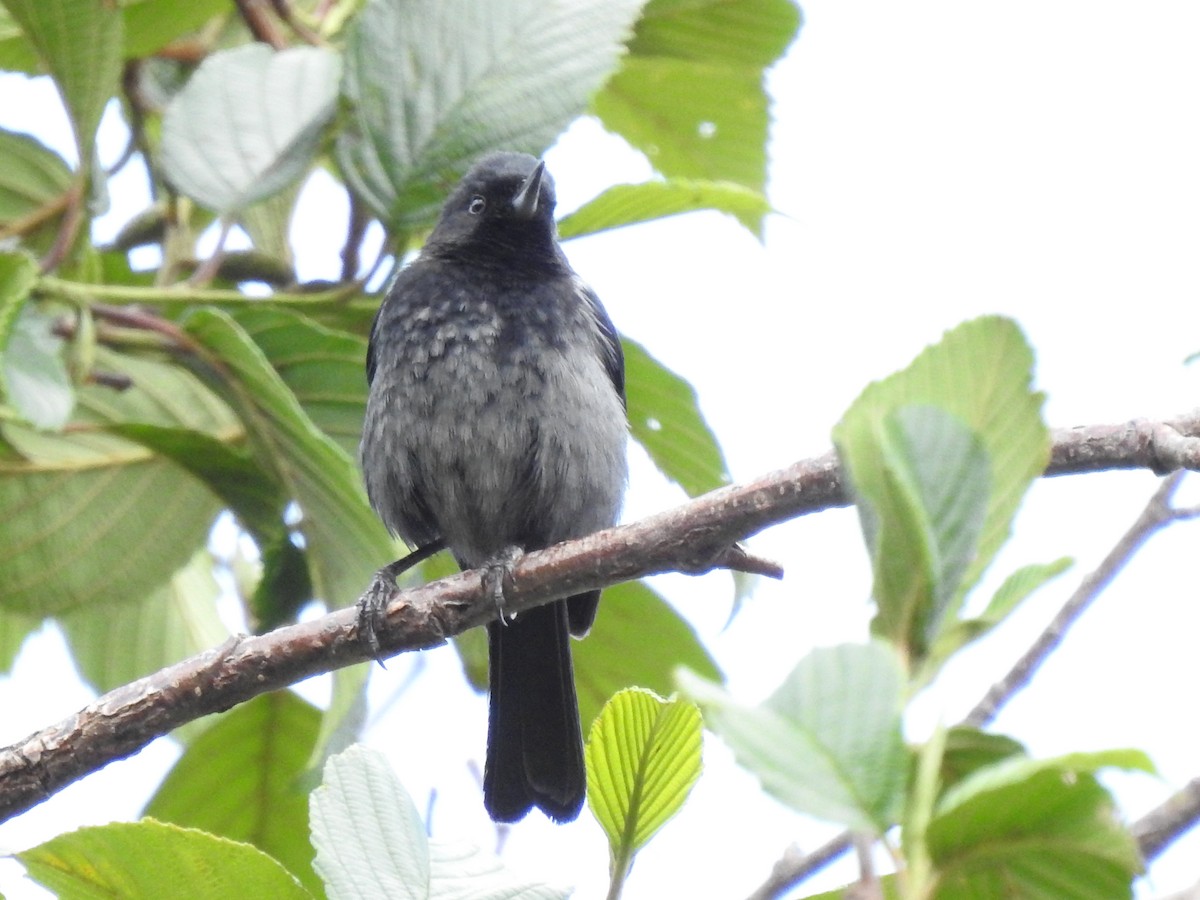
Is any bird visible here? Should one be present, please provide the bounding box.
[358,151,628,823]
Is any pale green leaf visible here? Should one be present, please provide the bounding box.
[586,688,702,856]
[0,130,73,249]
[679,643,907,834]
[624,337,729,497]
[0,249,38,368]
[162,44,340,214]
[19,820,312,900]
[0,0,123,163]
[310,745,431,900]
[337,0,647,230]
[144,691,323,897]
[558,179,772,240]
[2,306,73,428]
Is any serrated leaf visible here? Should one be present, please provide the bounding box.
[182,308,393,610]
[593,0,801,198]
[0,347,233,614]
[928,751,1150,899]
[573,580,722,730]
[162,44,340,214]
[0,130,73,250]
[18,820,312,900]
[586,688,702,861]
[144,691,324,896]
[58,549,229,695]
[558,178,772,240]
[337,0,647,230]
[310,745,431,900]
[833,316,1049,662]
[1,0,123,164]
[311,745,567,900]
[679,642,906,834]
[624,337,729,497]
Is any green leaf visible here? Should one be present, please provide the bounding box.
[0,251,36,350]
[144,691,323,897]
[0,606,39,672]
[1,0,124,164]
[161,44,341,214]
[0,130,73,249]
[311,745,567,900]
[928,751,1150,899]
[58,549,229,695]
[586,689,702,864]
[937,727,1026,798]
[558,178,772,240]
[921,557,1072,682]
[679,642,907,834]
[230,307,368,458]
[866,405,992,655]
[18,820,313,900]
[624,337,729,497]
[182,308,394,610]
[337,0,647,230]
[2,305,74,429]
[833,316,1049,662]
[593,0,801,197]
[0,347,233,614]
[122,0,227,60]
[574,580,722,730]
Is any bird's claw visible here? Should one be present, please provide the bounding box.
[482,545,524,623]
[357,568,400,666]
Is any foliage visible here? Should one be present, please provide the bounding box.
[0,0,1175,898]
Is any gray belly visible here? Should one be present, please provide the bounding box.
[360,340,627,567]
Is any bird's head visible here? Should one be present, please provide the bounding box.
[426,152,560,261]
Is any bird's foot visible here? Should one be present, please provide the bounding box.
[357,567,400,666]
[482,545,524,623]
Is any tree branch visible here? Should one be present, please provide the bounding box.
[3,415,1200,827]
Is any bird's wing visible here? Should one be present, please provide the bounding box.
[575,277,626,409]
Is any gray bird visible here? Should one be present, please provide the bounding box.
[359,151,628,822]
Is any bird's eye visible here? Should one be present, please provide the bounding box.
[468,196,486,215]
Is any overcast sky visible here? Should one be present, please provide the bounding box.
[2,1,1200,898]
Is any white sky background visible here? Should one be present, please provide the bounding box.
[2,1,1200,897]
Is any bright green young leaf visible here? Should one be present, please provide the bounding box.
[311,745,568,900]
[336,0,647,230]
[182,307,394,611]
[586,688,702,866]
[58,549,229,695]
[230,307,369,458]
[162,44,341,214]
[593,0,801,199]
[0,346,233,614]
[19,820,312,900]
[833,316,1049,662]
[144,691,323,896]
[574,580,722,730]
[679,642,907,834]
[0,130,73,251]
[0,6,37,71]
[928,751,1151,898]
[624,337,729,497]
[558,179,772,241]
[1,0,124,164]
[937,727,1026,797]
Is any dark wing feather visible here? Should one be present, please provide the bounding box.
[575,278,626,409]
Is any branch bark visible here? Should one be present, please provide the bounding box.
[3,414,1200,827]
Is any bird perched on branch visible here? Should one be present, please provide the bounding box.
[359,151,628,822]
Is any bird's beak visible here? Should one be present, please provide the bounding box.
[511,160,546,220]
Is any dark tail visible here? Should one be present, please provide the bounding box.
[483,596,589,822]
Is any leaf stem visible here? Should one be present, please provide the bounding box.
[34,275,370,309]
